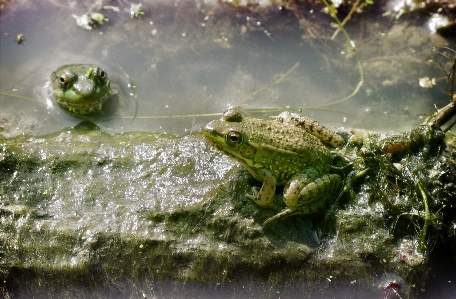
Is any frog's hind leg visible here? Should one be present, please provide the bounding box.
[263,174,342,225]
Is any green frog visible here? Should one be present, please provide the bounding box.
[50,64,113,116]
[203,108,345,225]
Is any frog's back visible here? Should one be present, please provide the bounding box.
[241,117,331,157]
[239,117,332,182]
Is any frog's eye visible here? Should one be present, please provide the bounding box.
[93,67,107,82]
[226,131,243,146]
[59,74,70,87]
[98,69,106,80]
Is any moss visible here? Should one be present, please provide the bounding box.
[0,123,454,298]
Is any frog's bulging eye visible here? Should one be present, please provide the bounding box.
[59,74,70,87]
[226,131,243,146]
[98,69,107,81]
[93,67,107,82]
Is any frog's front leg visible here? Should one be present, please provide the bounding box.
[263,174,341,225]
[245,168,277,210]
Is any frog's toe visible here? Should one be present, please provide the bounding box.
[246,187,277,210]
[246,186,259,200]
[263,208,297,225]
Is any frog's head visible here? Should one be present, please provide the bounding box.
[203,108,257,166]
[51,64,112,116]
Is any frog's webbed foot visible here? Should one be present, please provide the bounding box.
[246,186,259,201]
[246,187,277,210]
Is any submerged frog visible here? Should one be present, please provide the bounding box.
[203,108,345,225]
[50,64,112,116]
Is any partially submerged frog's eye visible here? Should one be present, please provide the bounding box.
[226,131,243,146]
[59,74,70,87]
[90,67,107,82]
[97,68,107,81]
[99,70,106,79]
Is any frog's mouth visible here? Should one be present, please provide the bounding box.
[202,124,221,146]
[56,94,109,116]
[203,124,228,151]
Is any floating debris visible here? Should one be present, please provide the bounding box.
[16,33,24,44]
[103,5,119,12]
[72,12,109,30]
[419,77,435,88]
[130,3,145,19]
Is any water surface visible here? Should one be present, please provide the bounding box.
[1,0,451,138]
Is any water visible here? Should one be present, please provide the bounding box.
[1,0,456,298]
[1,0,452,138]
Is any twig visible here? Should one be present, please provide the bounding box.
[331,0,363,40]
[417,181,430,254]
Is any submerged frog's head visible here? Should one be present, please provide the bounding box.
[203,108,257,165]
[51,64,112,116]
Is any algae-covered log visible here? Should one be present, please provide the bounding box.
[1,121,455,297]
[0,121,333,293]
